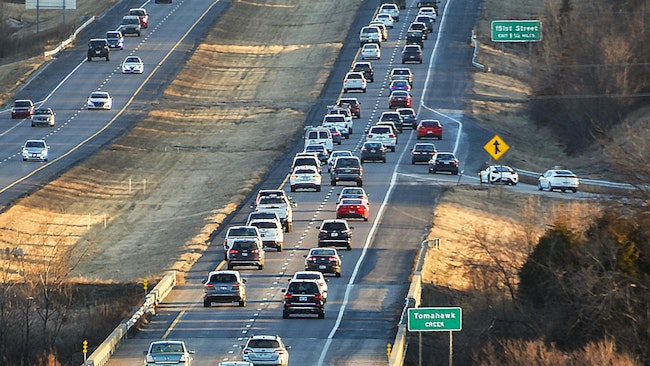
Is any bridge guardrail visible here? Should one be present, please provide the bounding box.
[44,16,96,58]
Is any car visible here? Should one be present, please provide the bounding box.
[254,189,291,206]
[290,271,329,300]
[31,107,55,127]
[359,26,381,46]
[330,156,363,187]
[11,99,35,119]
[227,239,265,270]
[249,218,284,251]
[351,62,374,83]
[411,143,437,164]
[337,187,369,204]
[129,8,149,28]
[326,106,354,134]
[303,143,329,162]
[418,6,438,19]
[143,341,194,366]
[415,15,436,31]
[292,153,321,174]
[389,79,412,93]
[304,247,342,277]
[368,21,389,41]
[326,150,353,172]
[409,22,429,39]
[119,15,141,36]
[87,38,110,61]
[322,114,350,138]
[375,121,400,141]
[336,198,370,221]
[105,30,124,50]
[343,71,367,93]
[289,165,322,193]
[360,142,386,164]
[538,169,580,193]
[418,0,440,11]
[246,211,281,228]
[282,278,326,319]
[87,91,113,110]
[378,3,400,21]
[253,193,295,232]
[428,152,460,175]
[361,43,381,60]
[328,126,343,145]
[121,56,144,74]
[480,165,519,185]
[154,0,172,3]
[401,44,423,64]
[379,111,404,132]
[304,127,333,153]
[397,108,417,129]
[405,30,425,48]
[223,226,263,260]
[202,270,247,307]
[21,139,49,162]
[366,125,397,152]
[374,13,394,29]
[338,97,361,118]
[242,335,290,365]
[317,219,353,251]
[417,119,443,139]
[388,90,412,109]
[389,67,414,85]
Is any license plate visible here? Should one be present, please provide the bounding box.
[95,51,101,54]
[319,265,326,269]
[220,286,228,290]
[370,149,376,152]
[427,131,433,134]
[331,232,338,237]
[242,253,248,256]
[299,296,307,301]
[349,210,356,213]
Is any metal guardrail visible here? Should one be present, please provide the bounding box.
[470,30,485,71]
[82,271,177,366]
[44,16,96,58]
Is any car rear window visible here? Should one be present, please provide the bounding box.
[370,127,391,134]
[288,282,318,294]
[335,158,360,168]
[259,196,284,205]
[210,273,237,282]
[229,227,258,236]
[248,339,280,348]
[251,221,278,229]
[422,121,441,127]
[233,240,259,249]
[323,222,348,231]
[415,144,435,151]
[294,157,317,166]
[437,154,455,160]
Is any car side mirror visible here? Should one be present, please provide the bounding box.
[201,278,207,284]
[286,345,292,350]
[243,278,247,283]
[292,202,298,208]
[143,351,148,355]
[349,226,354,230]
[281,288,287,293]
[249,203,255,209]
[189,350,195,354]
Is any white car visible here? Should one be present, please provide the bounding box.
[121,56,144,74]
[242,335,290,366]
[22,139,50,161]
[144,341,194,366]
[361,43,381,60]
[291,271,328,300]
[249,218,284,251]
[87,91,112,110]
[290,165,322,192]
[31,108,56,127]
[337,187,369,204]
[304,127,334,153]
[373,13,394,28]
[366,125,397,152]
[303,143,329,162]
[538,169,580,193]
[323,114,350,137]
[368,21,389,41]
[327,150,353,172]
[479,165,519,185]
[343,71,367,93]
[379,3,400,21]
[417,6,437,20]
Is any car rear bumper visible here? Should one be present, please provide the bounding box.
[204,294,243,303]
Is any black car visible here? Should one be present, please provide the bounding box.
[360,142,386,164]
[428,152,460,175]
[415,15,435,31]
[331,157,363,186]
[352,61,375,82]
[411,143,437,164]
[318,219,353,250]
[202,270,246,307]
[409,22,429,39]
[402,44,423,64]
[397,108,417,129]
[227,239,265,270]
[304,247,342,277]
[406,30,424,48]
[282,279,326,319]
[87,39,110,61]
[379,111,404,133]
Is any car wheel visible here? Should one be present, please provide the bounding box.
[360,159,364,164]
[538,182,544,191]
[337,141,342,145]
[290,185,296,192]
[346,245,352,251]
[105,55,110,61]
[390,146,395,152]
[258,263,264,270]
[239,299,246,307]
[287,222,293,232]
[335,272,341,278]
[318,311,325,319]
[363,88,366,93]
[137,32,141,37]
[453,170,458,175]
[363,217,368,222]
[277,243,283,252]
[572,188,577,193]
[412,160,416,165]
[316,185,321,192]
[357,180,363,187]
[561,189,566,192]
[282,310,290,319]
[203,300,210,308]
[331,180,336,186]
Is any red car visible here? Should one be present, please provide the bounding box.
[129,8,149,28]
[336,198,369,221]
[388,91,412,109]
[338,97,361,119]
[11,99,34,119]
[416,119,443,140]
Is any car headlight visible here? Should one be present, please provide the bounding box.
[22,149,28,154]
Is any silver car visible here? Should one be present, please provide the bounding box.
[22,139,50,161]
[144,340,194,365]
[242,335,290,366]
[31,108,56,127]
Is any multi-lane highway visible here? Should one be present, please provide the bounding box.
[101,0,487,364]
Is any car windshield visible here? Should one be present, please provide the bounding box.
[248,339,280,349]
[229,227,258,236]
[90,93,108,99]
[25,141,45,148]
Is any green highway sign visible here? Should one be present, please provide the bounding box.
[491,20,542,42]
[408,307,462,332]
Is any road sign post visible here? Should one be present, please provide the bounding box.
[408,307,462,366]
[491,20,542,42]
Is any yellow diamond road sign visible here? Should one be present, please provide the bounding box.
[484,135,509,160]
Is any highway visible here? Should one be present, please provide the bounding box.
[103,0,484,364]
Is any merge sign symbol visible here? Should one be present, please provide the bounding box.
[484,135,509,160]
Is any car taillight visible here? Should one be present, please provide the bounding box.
[314,293,324,301]
[389,134,395,138]
[328,256,338,262]
[232,283,240,289]
[320,230,328,234]
[205,284,215,290]
[307,256,317,262]
[344,79,348,83]
[251,249,260,253]
[243,348,252,354]
[275,349,286,355]
[179,354,187,363]
[229,249,238,254]
[367,134,373,138]
[284,293,293,300]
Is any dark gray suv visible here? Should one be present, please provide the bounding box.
[227,239,265,270]
[87,39,110,61]
[282,279,326,319]
[202,270,246,307]
[330,157,363,187]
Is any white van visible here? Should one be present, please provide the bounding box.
[304,127,333,153]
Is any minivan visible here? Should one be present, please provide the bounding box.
[304,127,333,153]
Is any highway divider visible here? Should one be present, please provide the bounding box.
[82,271,177,366]
[44,16,96,58]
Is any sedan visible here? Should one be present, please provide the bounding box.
[304,247,342,277]
[411,142,437,164]
[11,99,34,119]
[87,91,113,110]
[144,341,194,366]
[408,22,429,39]
[361,43,381,60]
[291,271,329,300]
[290,165,322,192]
[31,108,56,127]
[428,152,459,175]
[417,119,443,139]
[389,79,411,93]
[336,198,369,221]
[538,169,579,193]
[304,143,329,163]
[21,139,50,162]
[374,13,394,28]
[480,165,519,185]
[121,56,144,74]
[388,90,412,109]
[360,142,386,163]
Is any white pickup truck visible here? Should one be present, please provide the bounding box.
[222,226,262,260]
[252,194,296,232]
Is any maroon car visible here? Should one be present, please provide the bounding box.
[11,99,34,119]
[388,91,412,109]
[338,97,361,118]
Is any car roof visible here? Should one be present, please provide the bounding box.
[249,335,281,340]
[208,270,240,276]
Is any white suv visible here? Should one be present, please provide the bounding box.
[242,335,290,366]
[249,218,284,251]
[343,72,367,93]
[366,125,397,152]
[322,114,350,138]
[379,3,400,22]
[222,226,262,260]
[304,127,333,153]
